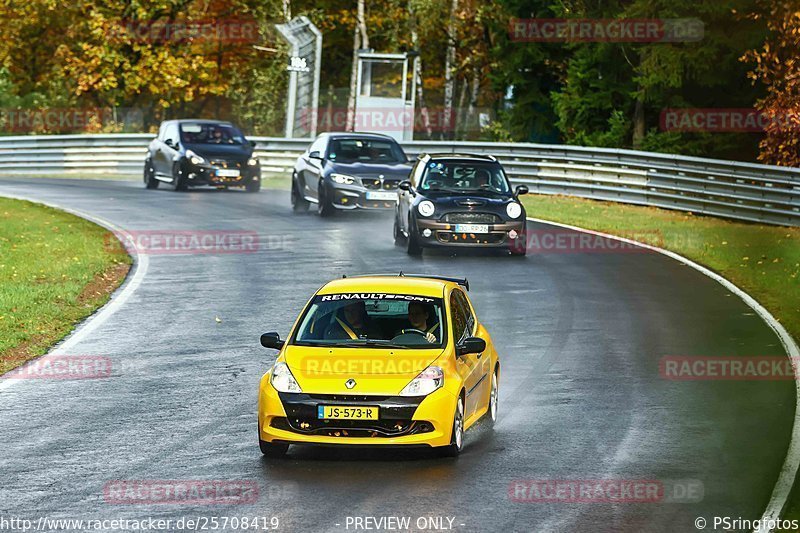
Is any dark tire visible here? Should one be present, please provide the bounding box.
[291,177,309,212]
[172,162,188,191]
[406,226,422,256]
[441,396,464,457]
[245,177,261,193]
[488,369,498,426]
[317,184,335,217]
[393,215,404,246]
[259,439,289,458]
[144,160,159,189]
[510,243,527,257]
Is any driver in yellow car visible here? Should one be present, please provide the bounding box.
[325,301,381,340]
[398,302,439,343]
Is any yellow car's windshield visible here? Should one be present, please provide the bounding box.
[292,294,446,349]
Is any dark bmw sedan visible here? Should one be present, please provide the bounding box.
[291,132,413,216]
[395,153,529,256]
[144,120,261,192]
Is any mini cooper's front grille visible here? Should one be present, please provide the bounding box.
[271,417,434,438]
[362,178,401,190]
[442,212,501,224]
[209,159,242,169]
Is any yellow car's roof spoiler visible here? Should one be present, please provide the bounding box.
[342,272,469,291]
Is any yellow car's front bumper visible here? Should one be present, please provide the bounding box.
[258,380,457,448]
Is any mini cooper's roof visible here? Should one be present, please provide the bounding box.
[322,131,398,141]
[317,274,469,298]
[420,153,498,163]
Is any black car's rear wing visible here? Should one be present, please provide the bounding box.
[342,272,469,291]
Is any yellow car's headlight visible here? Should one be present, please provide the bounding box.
[271,362,302,393]
[399,365,443,397]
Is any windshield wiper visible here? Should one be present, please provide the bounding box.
[334,339,407,348]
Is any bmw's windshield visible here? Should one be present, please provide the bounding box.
[180,123,246,145]
[292,294,446,349]
[419,161,511,194]
[328,138,406,164]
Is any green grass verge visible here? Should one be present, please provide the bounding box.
[521,194,800,342]
[0,197,131,374]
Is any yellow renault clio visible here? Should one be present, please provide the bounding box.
[258,274,499,457]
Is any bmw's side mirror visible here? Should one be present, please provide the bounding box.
[261,332,284,350]
[308,151,323,160]
[250,140,257,148]
[164,138,175,148]
[398,180,412,192]
[515,185,529,197]
[456,337,486,356]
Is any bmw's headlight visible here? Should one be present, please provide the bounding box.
[506,202,522,219]
[330,173,356,185]
[270,362,302,393]
[186,150,205,166]
[247,157,259,166]
[399,365,444,397]
[417,200,435,217]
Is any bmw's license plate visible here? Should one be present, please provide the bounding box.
[317,405,379,420]
[365,191,397,201]
[454,224,489,234]
[215,168,240,177]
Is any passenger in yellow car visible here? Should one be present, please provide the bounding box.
[397,302,439,343]
[325,301,382,340]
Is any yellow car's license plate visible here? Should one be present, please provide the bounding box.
[317,405,379,420]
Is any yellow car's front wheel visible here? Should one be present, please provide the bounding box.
[441,396,465,457]
[259,425,289,458]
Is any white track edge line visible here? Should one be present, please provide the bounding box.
[526,216,800,533]
[0,193,148,391]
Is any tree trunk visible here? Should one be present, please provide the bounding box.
[346,0,369,132]
[409,1,431,138]
[443,0,458,139]
[633,95,645,148]
[282,0,291,21]
[465,65,480,139]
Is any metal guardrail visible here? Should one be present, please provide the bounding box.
[0,134,798,226]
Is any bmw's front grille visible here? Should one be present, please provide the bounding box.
[362,178,401,190]
[443,212,501,224]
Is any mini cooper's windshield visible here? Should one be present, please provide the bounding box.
[292,294,446,349]
[419,161,511,194]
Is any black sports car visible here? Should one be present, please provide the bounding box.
[144,119,261,192]
[394,153,529,256]
[291,132,413,216]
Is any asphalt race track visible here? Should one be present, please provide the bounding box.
[0,178,794,532]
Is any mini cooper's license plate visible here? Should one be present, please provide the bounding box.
[365,191,397,201]
[317,405,379,420]
[215,168,240,177]
[454,223,489,234]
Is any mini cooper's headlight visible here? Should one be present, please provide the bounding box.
[186,150,205,166]
[506,202,522,219]
[270,362,302,393]
[247,157,259,166]
[330,173,356,185]
[417,200,435,217]
[399,365,444,397]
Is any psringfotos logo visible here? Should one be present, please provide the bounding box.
[103,480,259,505]
[508,479,703,504]
[2,355,112,380]
[106,230,270,255]
[660,356,798,381]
